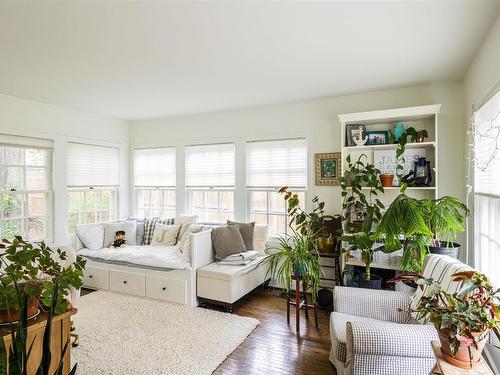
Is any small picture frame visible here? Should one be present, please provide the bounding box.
[315,152,341,186]
[366,130,390,145]
[345,124,366,146]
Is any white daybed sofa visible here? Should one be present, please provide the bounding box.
[75,221,214,307]
[197,224,271,313]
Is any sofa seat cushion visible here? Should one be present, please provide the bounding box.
[330,312,383,363]
[197,255,268,282]
[77,245,190,270]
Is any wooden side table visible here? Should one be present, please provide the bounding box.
[287,275,318,332]
[429,340,494,375]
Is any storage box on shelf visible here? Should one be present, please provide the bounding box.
[338,104,440,271]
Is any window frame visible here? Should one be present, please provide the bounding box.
[0,145,53,242]
[187,188,234,223]
[134,187,176,219]
[67,186,118,239]
[247,188,306,237]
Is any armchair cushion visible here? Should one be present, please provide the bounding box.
[334,286,413,323]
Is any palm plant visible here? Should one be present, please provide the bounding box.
[266,187,325,302]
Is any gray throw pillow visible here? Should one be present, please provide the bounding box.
[211,225,247,260]
[227,220,255,250]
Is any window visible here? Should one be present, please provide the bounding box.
[246,138,307,236]
[67,143,119,239]
[133,147,176,218]
[0,135,53,241]
[473,89,500,287]
[185,143,235,223]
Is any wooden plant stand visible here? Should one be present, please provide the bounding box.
[287,276,318,332]
[429,340,494,375]
[1,309,76,375]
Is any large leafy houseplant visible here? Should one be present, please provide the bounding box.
[377,193,469,272]
[414,271,500,369]
[266,187,325,303]
[0,236,86,375]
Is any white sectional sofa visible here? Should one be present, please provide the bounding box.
[196,224,271,313]
[76,220,271,311]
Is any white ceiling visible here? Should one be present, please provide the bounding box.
[0,1,499,120]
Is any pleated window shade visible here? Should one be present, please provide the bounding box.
[134,147,176,188]
[246,138,307,189]
[67,142,120,187]
[185,143,235,188]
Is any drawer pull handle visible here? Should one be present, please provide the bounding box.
[89,275,93,279]
[162,287,166,291]
[123,281,127,284]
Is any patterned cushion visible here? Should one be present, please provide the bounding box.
[330,312,381,363]
[143,217,174,245]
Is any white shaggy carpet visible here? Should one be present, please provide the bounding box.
[72,291,260,375]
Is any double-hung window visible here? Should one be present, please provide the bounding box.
[186,143,235,223]
[246,138,307,236]
[473,89,500,287]
[67,142,119,239]
[133,147,176,218]
[0,135,53,242]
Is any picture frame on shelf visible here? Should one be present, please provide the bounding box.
[345,124,366,147]
[366,130,390,145]
[315,152,341,186]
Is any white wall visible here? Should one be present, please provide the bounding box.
[130,82,465,222]
[0,93,130,244]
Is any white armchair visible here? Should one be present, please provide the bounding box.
[330,254,474,375]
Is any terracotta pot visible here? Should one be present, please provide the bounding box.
[0,297,38,324]
[437,328,488,369]
[379,174,395,187]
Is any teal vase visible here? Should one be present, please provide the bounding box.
[393,122,405,142]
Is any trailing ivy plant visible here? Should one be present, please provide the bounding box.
[339,154,385,233]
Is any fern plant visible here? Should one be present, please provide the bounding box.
[265,188,325,302]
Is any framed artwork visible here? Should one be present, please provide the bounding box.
[345,124,366,146]
[315,152,341,186]
[366,130,390,145]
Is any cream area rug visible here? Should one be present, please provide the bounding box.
[72,291,259,375]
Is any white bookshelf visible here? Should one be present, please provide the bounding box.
[338,104,441,271]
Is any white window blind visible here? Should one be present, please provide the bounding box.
[67,143,120,187]
[0,134,54,150]
[134,147,176,187]
[185,143,235,188]
[246,138,307,189]
[473,88,500,287]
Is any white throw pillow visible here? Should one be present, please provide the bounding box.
[253,224,268,255]
[76,224,104,250]
[103,221,137,247]
[151,223,182,246]
[175,215,198,241]
[178,225,203,261]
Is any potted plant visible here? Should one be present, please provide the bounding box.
[340,231,388,289]
[414,271,500,369]
[339,154,385,233]
[421,196,469,259]
[379,173,394,187]
[0,236,86,374]
[266,187,325,302]
[415,129,428,143]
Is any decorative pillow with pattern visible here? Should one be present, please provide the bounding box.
[143,217,174,245]
[151,223,182,246]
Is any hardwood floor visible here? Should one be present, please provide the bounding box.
[213,287,336,375]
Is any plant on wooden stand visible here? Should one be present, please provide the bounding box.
[0,236,86,375]
[414,271,500,369]
[266,187,325,303]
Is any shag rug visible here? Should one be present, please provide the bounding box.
[72,291,259,374]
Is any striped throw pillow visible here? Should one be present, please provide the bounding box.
[143,218,175,245]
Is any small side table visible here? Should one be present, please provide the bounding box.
[429,340,494,375]
[287,275,318,332]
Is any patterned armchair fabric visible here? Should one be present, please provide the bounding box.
[330,254,473,375]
